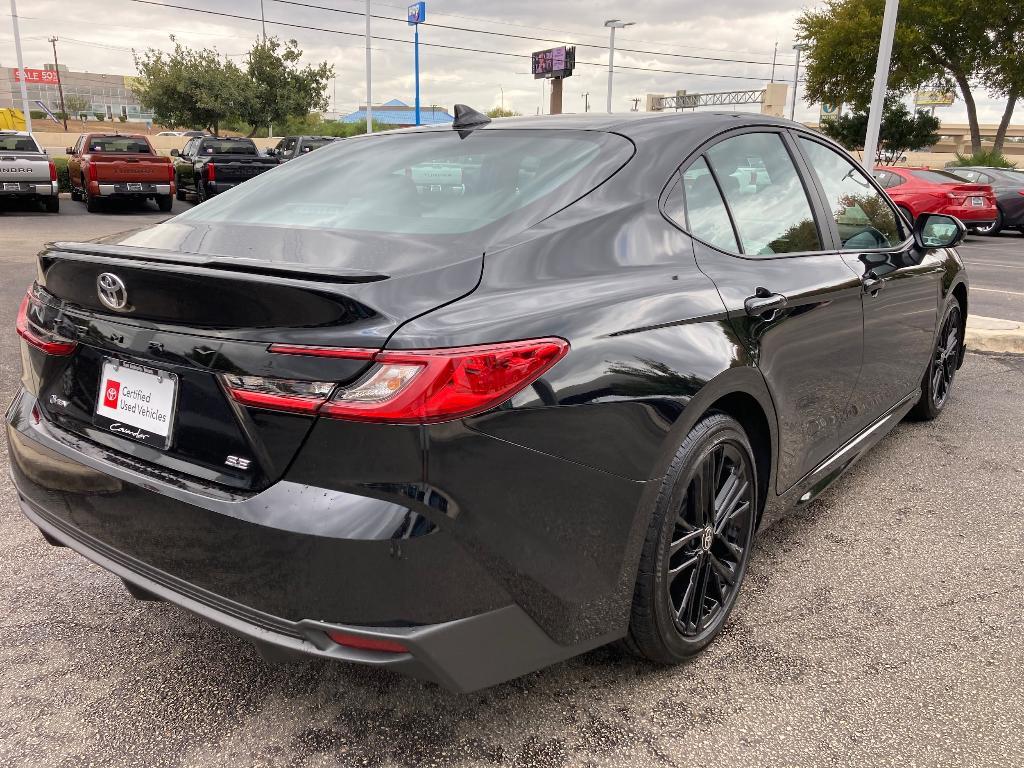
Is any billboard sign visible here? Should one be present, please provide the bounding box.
[407,2,425,25]
[819,102,842,122]
[915,89,955,107]
[532,46,576,79]
[14,68,60,85]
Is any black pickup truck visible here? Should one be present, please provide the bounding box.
[171,136,278,203]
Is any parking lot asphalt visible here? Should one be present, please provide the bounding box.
[1,201,1023,767]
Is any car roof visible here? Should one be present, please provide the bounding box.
[385,110,803,139]
[0,130,32,137]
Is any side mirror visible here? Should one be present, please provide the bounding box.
[66,146,74,155]
[169,148,179,157]
[914,213,966,250]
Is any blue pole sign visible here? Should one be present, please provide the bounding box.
[408,2,425,126]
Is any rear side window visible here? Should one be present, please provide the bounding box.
[677,158,738,252]
[705,133,821,255]
[179,129,633,236]
[799,138,904,249]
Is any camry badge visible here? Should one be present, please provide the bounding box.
[97,273,128,311]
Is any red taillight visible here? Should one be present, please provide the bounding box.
[87,162,97,182]
[48,160,57,182]
[206,162,216,181]
[222,374,334,413]
[16,291,77,356]
[325,631,409,654]
[166,161,175,183]
[321,338,569,423]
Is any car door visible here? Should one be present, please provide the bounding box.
[67,136,83,188]
[674,129,864,493]
[177,138,198,191]
[795,135,942,436]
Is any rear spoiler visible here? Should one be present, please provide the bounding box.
[45,242,390,284]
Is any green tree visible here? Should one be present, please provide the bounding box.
[796,0,1020,154]
[821,96,940,163]
[133,37,248,135]
[235,37,333,137]
[485,106,520,118]
[64,94,88,116]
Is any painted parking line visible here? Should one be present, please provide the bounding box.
[970,287,1024,297]
[962,261,1024,270]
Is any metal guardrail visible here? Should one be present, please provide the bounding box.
[654,89,767,110]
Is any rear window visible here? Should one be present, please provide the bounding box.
[200,139,257,155]
[179,129,633,236]
[0,135,39,152]
[87,136,152,153]
[299,138,333,152]
[911,169,969,184]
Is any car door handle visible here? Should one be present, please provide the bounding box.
[862,271,886,295]
[744,290,788,318]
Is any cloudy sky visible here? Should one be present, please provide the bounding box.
[0,0,1014,125]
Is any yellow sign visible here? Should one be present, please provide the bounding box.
[915,89,955,107]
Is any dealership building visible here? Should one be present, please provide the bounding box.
[0,63,154,122]
[341,99,454,128]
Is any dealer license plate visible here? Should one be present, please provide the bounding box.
[970,196,985,206]
[4,182,20,191]
[94,358,178,449]
[127,182,143,192]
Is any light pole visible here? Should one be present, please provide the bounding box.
[408,2,425,126]
[9,0,32,134]
[583,92,590,112]
[790,43,806,121]
[365,0,373,133]
[862,0,900,173]
[604,19,634,114]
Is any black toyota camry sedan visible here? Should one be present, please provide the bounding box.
[7,108,968,692]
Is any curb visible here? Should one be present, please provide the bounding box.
[965,315,1024,355]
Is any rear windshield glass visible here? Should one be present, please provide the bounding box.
[911,169,968,184]
[200,139,257,155]
[0,135,39,152]
[87,136,152,153]
[299,138,333,152]
[179,129,633,236]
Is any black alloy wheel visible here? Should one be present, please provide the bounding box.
[975,208,1002,236]
[623,413,758,663]
[911,302,962,420]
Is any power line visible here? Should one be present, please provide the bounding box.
[270,0,796,69]
[120,0,783,83]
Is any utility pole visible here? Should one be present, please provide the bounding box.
[862,0,900,173]
[48,36,68,130]
[770,41,777,83]
[365,0,373,133]
[10,0,32,133]
[604,19,634,114]
[259,0,266,38]
[582,92,590,112]
[790,43,806,121]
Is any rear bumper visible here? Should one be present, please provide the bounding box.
[206,181,237,195]
[96,182,171,197]
[0,181,57,196]
[6,389,640,689]
[942,204,997,224]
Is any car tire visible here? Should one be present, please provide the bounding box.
[175,178,186,201]
[156,194,173,212]
[909,300,963,421]
[622,412,758,664]
[43,197,59,213]
[196,181,208,204]
[973,208,1002,236]
[83,177,101,213]
[69,185,80,202]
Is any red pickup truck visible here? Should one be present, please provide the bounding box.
[66,133,175,212]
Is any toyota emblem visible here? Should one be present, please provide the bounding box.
[97,273,128,311]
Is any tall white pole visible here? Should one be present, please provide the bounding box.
[365,0,373,133]
[862,0,900,173]
[10,0,33,134]
[789,46,803,121]
[606,26,616,114]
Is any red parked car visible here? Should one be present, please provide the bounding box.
[873,166,997,230]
